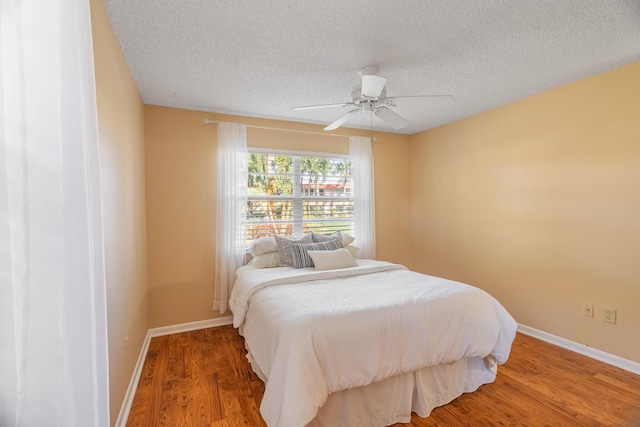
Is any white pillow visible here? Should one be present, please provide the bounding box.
[248,236,277,256]
[344,244,360,258]
[308,248,358,271]
[341,233,356,246]
[251,252,279,268]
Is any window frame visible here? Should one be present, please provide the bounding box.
[246,148,354,240]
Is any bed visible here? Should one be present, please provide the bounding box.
[230,255,517,427]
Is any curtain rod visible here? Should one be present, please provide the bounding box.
[203,118,373,140]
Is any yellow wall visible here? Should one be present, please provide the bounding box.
[94,2,639,415]
[91,0,149,423]
[144,106,413,327]
[411,61,640,363]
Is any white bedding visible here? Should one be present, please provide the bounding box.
[230,260,517,427]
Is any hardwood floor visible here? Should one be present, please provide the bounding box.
[126,325,640,426]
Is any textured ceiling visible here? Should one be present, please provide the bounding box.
[102,0,640,135]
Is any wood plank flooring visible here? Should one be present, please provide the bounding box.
[126,325,640,426]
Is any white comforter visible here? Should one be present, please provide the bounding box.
[230,260,517,427]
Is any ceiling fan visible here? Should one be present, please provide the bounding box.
[291,65,454,131]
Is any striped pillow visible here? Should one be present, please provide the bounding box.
[311,231,355,246]
[311,231,343,247]
[290,240,341,269]
[274,234,313,266]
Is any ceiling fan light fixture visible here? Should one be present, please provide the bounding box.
[361,75,387,98]
[363,102,374,112]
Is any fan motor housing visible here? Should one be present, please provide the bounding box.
[351,85,387,102]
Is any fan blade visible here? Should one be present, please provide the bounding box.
[324,109,360,131]
[291,102,354,111]
[361,75,387,97]
[375,107,409,129]
[386,95,454,107]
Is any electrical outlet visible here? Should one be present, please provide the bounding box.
[125,336,129,357]
[582,303,594,318]
[603,308,616,324]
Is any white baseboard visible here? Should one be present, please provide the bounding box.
[517,324,640,375]
[115,316,234,427]
[148,316,233,338]
[114,329,152,427]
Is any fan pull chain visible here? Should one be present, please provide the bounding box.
[368,110,378,142]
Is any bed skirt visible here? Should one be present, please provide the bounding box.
[306,356,497,427]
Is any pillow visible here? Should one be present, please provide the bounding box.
[311,231,342,244]
[274,233,312,266]
[248,236,277,256]
[251,252,279,268]
[308,248,358,271]
[344,244,360,258]
[340,232,356,246]
[290,240,341,269]
[311,231,354,246]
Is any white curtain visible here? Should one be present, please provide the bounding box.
[214,122,247,313]
[349,136,376,259]
[0,0,110,426]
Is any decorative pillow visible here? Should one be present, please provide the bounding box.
[248,236,278,256]
[308,248,358,271]
[290,240,341,269]
[251,252,279,268]
[311,231,341,243]
[311,231,355,246]
[274,233,312,266]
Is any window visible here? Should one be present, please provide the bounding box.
[246,151,353,241]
